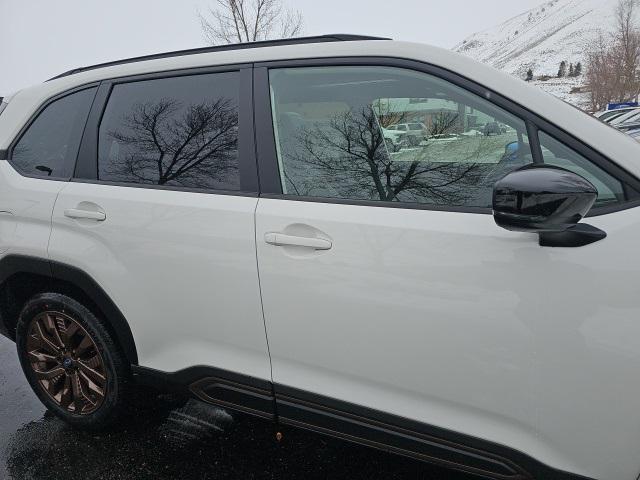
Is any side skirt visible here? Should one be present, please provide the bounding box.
[132,365,275,420]
[132,366,593,480]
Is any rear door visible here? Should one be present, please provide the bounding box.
[49,67,272,383]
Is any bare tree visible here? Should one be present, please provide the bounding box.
[105,98,238,188]
[614,0,640,101]
[586,34,616,111]
[198,0,303,45]
[586,0,640,111]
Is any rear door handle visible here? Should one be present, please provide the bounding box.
[64,208,106,221]
[264,232,332,250]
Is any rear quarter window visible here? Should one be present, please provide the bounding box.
[10,88,97,179]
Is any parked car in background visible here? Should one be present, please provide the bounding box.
[608,108,640,127]
[1,35,640,480]
[595,106,639,122]
[616,111,640,129]
[598,108,640,143]
[386,122,427,146]
[617,119,640,131]
[381,126,408,151]
[483,121,507,135]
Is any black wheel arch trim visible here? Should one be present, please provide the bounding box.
[0,254,138,365]
[131,365,594,480]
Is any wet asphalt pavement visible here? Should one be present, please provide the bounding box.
[0,336,474,480]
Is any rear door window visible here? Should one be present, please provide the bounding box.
[98,72,241,191]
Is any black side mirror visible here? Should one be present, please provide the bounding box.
[493,165,607,247]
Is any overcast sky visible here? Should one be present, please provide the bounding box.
[0,0,542,95]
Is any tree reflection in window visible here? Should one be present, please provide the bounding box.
[282,105,483,206]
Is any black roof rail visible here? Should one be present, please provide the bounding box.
[47,34,391,81]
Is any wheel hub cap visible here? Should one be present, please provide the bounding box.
[26,311,107,415]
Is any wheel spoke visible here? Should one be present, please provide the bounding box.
[51,374,67,401]
[59,375,73,409]
[77,359,106,385]
[34,322,61,355]
[75,335,93,357]
[71,372,96,413]
[70,372,83,413]
[79,370,104,398]
[34,366,65,380]
[85,355,102,369]
[28,350,58,364]
[64,321,80,347]
[45,314,66,349]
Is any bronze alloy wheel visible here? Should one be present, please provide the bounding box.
[26,310,107,415]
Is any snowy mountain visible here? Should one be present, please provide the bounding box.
[454,0,624,109]
[455,0,618,77]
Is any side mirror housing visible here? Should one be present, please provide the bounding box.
[493,165,606,247]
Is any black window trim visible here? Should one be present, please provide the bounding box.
[5,83,100,182]
[253,57,640,217]
[72,63,259,197]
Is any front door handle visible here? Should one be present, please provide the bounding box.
[264,232,332,250]
[64,208,106,221]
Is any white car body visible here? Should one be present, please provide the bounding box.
[1,37,640,480]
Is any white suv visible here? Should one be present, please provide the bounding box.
[1,35,640,480]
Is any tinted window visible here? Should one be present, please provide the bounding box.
[269,67,532,208]
[539,131,625,206]
[12,88,96,178]
[98,72,240,191]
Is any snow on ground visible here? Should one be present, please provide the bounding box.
[532,76,591,110]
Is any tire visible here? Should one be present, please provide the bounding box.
[16,292,130,430]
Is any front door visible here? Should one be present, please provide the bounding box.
[254,63,640,477]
